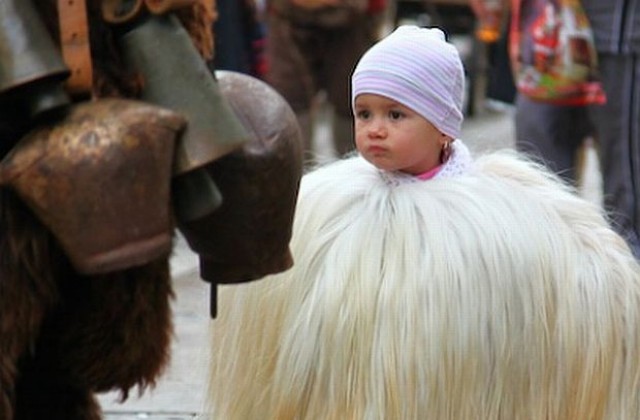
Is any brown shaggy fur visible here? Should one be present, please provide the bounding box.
[0,0,216,418]
[0,175,174,420]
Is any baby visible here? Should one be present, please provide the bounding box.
[351,25,472,180]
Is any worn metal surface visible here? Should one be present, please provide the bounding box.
[178,71,303,286]
[0,98,185,274]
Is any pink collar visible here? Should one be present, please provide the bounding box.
[415,164,443,180]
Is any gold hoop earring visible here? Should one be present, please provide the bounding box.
[440,141,452,164]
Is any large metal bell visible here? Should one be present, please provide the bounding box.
[0,99,186,275]
[177,71,303,316]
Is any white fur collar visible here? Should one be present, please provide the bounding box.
[378,139,474,186]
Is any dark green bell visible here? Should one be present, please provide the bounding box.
[116,14,251,222]
[0,0,70,122]
[117,14,249,175]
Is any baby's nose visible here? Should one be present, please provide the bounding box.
[368,119,387,137]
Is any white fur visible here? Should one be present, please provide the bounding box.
[207,151,640,420]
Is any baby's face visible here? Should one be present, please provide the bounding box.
[353,94,446,175]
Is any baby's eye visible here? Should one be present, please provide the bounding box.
[356,109,371,120]
[389,110,404,120]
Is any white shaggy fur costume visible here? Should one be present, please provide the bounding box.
[207,150,640,420]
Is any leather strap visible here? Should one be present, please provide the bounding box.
[145,0,198,15]
[58,0,93,96]
[144,0,197,15]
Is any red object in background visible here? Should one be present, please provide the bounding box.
[368,0,386,13]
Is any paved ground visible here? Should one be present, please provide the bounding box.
[101,99,602,419]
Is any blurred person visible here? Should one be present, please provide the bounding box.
[485,22,517,105]
[581,0,640,257]
[471,0,594,185]
[474,0,640,257]
[514,92,593,183]
[212,0,267,77]
[264,0,387,163]
[511,0,600,185]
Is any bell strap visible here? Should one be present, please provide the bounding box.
[101,0,197,24]
[145,0,198,15]
[58,0,93,97]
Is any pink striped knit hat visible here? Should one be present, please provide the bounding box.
[351,26,465,139]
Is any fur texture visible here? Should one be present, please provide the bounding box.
[208,151,640,420]
[0,189,174,420]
